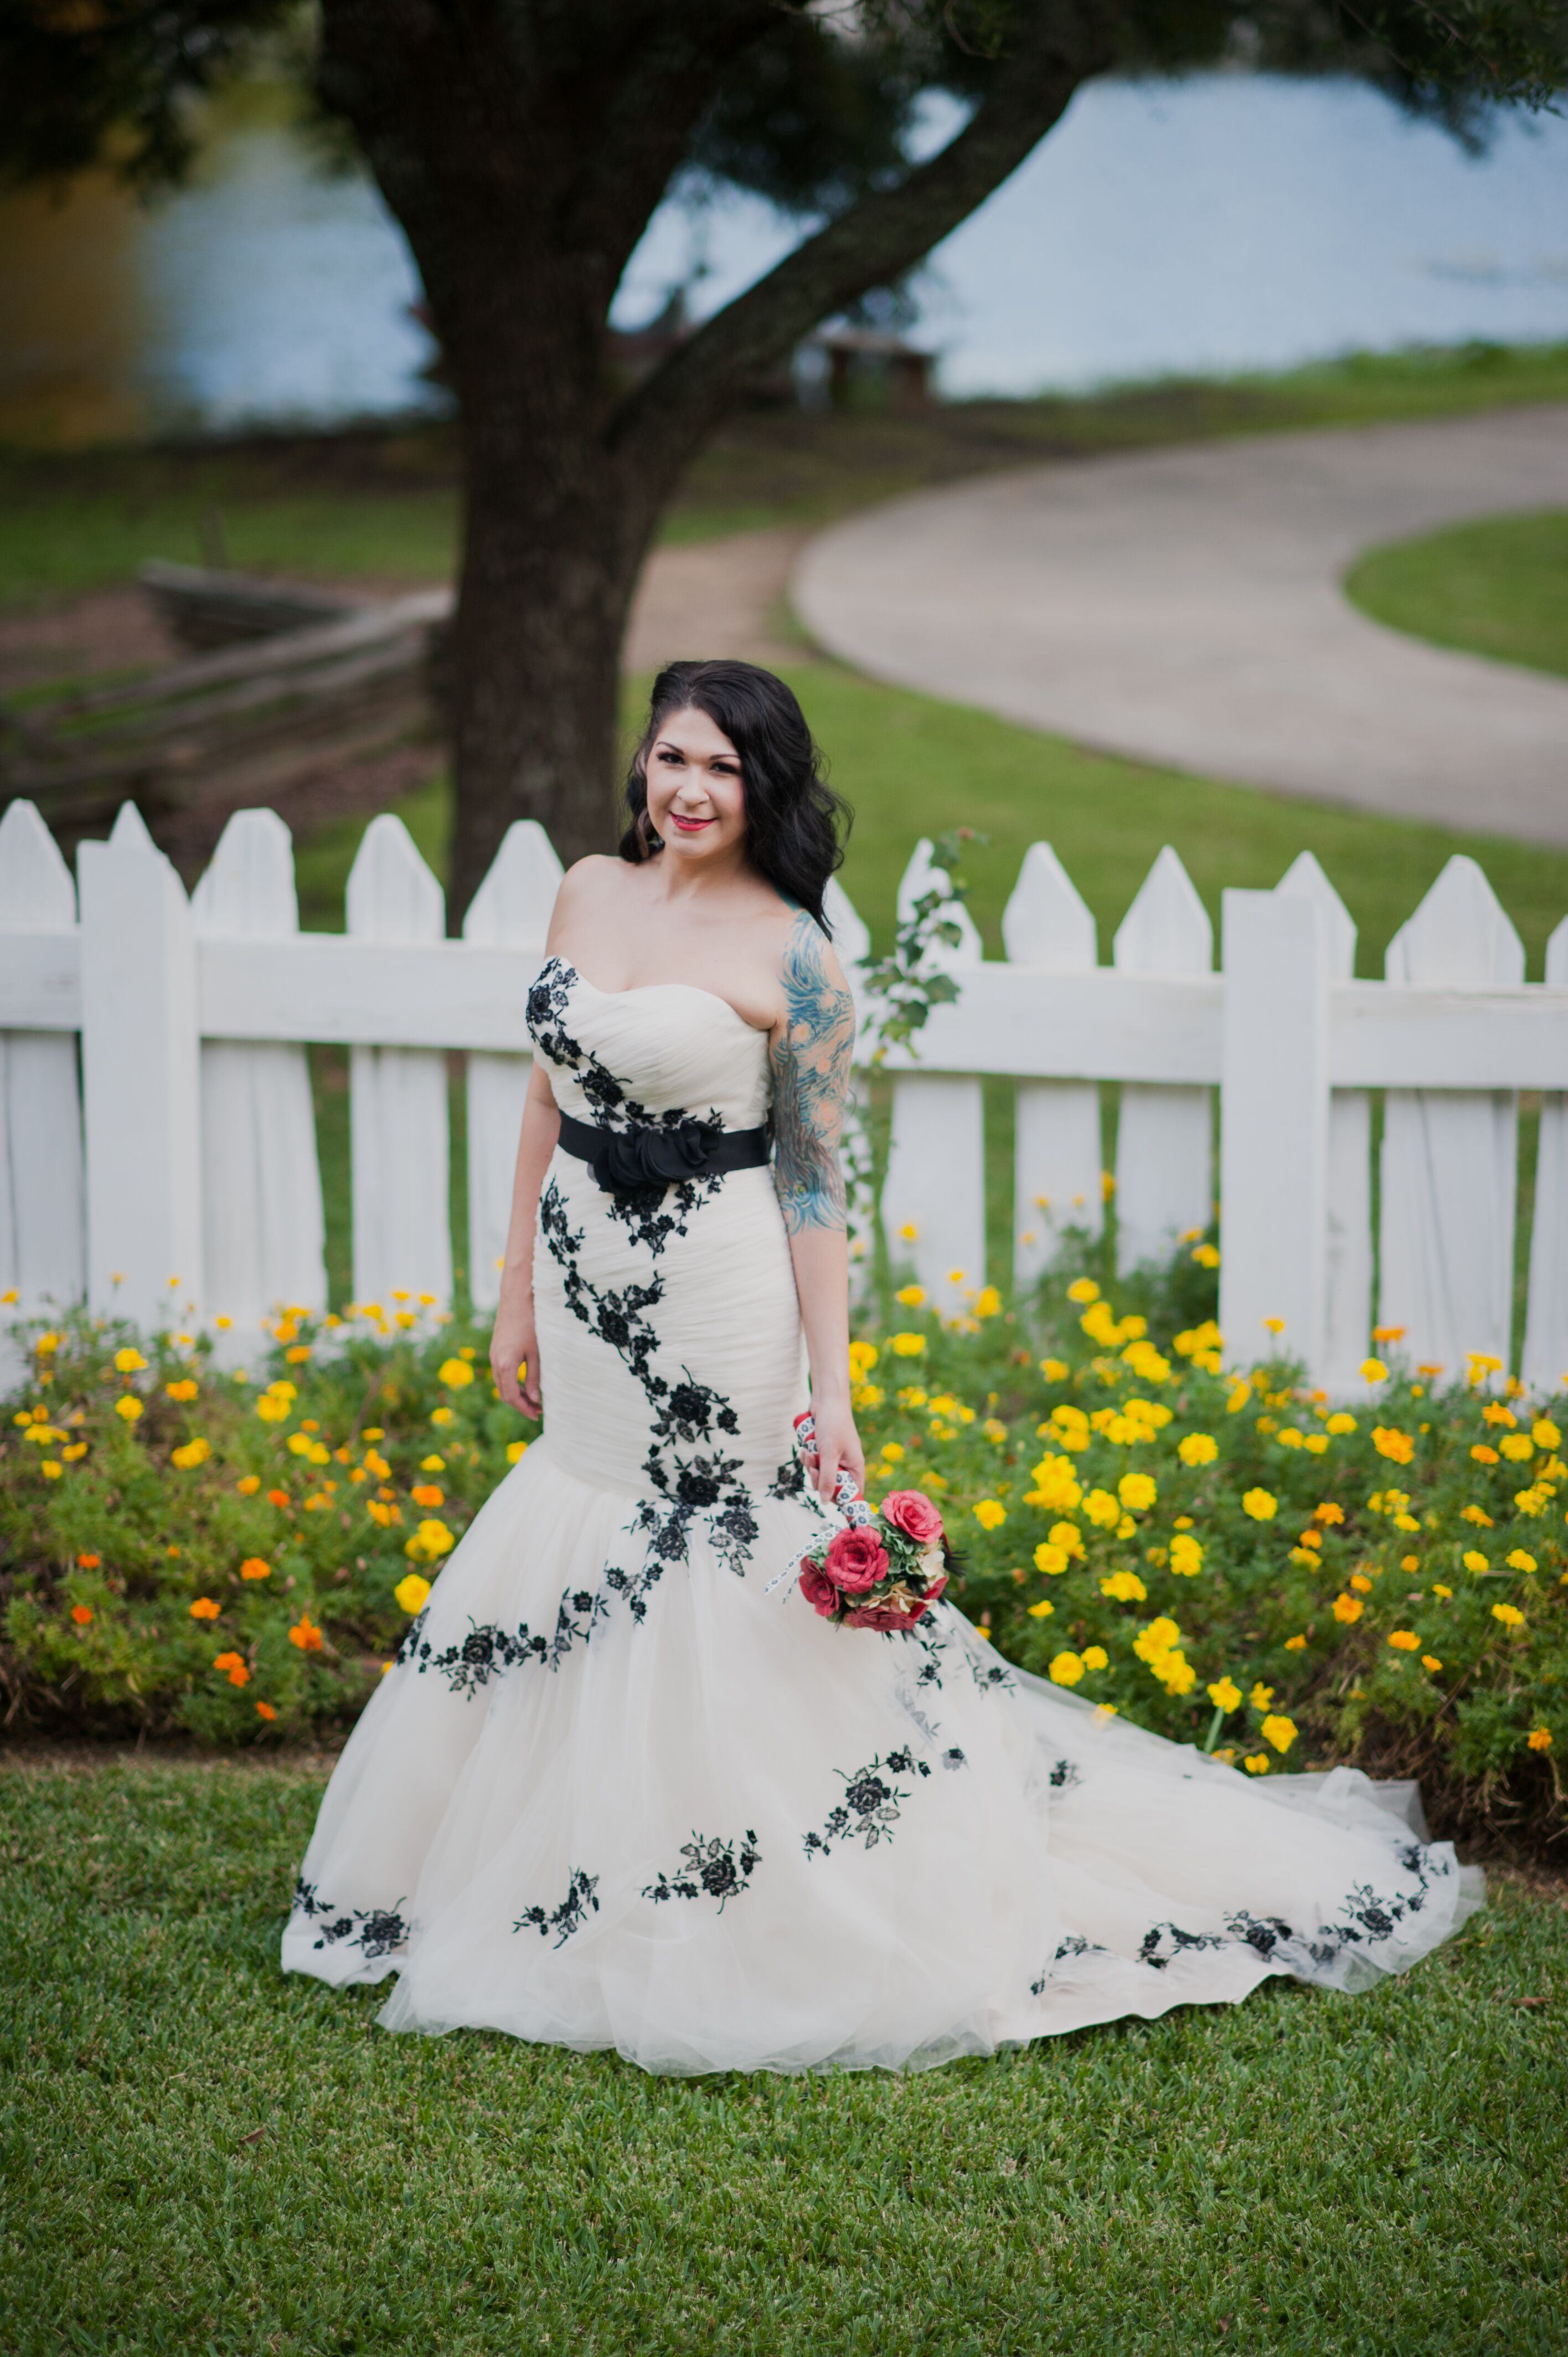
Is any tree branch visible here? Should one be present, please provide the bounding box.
[609,1,1108,493]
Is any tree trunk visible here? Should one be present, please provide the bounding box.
[446,436,646,924]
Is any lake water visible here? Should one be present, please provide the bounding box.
[3,74,1567,442]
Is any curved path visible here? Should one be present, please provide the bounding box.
[793,406,1568,842]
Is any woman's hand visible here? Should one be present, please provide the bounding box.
[491,1295,541,1421]
[809,1392,864,1503]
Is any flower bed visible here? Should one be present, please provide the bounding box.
[2,1265,1564,1850]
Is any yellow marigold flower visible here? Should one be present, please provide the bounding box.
[236,1474,260,1496]
[1462,1550,1489,1573]
[1433,1582,1453,1598]
[879,1442,905,1465]
[1118,1471,1157,1512]
[394,1572,432,1615]
[1471,1444,1499,1465]
[1261,1713,1298,1753]
[165,1378,199,1403]
[1208,1677,1242,1712]
[1461,1504,1493,1526]
[890,1332,925,1358]
[114,1395,143,1423]
[1325,1413,1356,1438]
[1333,1594,1363,1623]
[1244,1753,1270,1774]
[33,1327,58,1350]
[1191,1242,1219,1269]
[895,1285,925,1308]
[1066,1278,1100,1304]
[1507,1548,1538,1572]
[1531,1418,1560,1450]
[1079,1488,1117,1529]
[974,1286,1002,1319]
[1026,1597,1055,1618]
[40,1459,62,1478]
[113,1349,147,1375]
[437,1357,474,1389]
[1526,1726,1554,1752]
[1168,1533,1204,1577]
[506,1439,528,1464]
[170,1438,210,1469]
[1422,1655,1443,1672]
[1048,1521,1084,1558]
[1039,1358,1069,1382]
[973,1500,1006,1531]
[1386,1630,1420,1651]
[1491,1602,1525,1628]
[406,1516,456,1562]
[1499,1433,1535,1463]
[256,1397,290,1424]
[1101,1569,1148,1603]
[1360,1358,1387,1383]
[1371,1426,1415,1464]
[1178,1433,1218,1468]
[1048,1650,1085,1686]
[1241,1488,1277,1521]
[847,1340,879,1379]
[983,1417,1008,1445]
[1082,1645,1108,1670]
[1034,1543,1069,1576]
[1350,1572,1374,1594]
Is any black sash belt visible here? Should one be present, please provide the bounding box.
[556,1110,771,1193]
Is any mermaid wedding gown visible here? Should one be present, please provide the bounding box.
[282,958,1482,2073]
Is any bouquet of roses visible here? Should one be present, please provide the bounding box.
[790,1412,951,1632]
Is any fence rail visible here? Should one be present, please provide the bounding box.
[2,794,1566,1396]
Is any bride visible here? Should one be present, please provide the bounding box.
[283,658,1481,2073]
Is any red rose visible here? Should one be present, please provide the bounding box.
[824,1525,890,1595]
[798,1560,840,1618]
[879,1490,945,1546]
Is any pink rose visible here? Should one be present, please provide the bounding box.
[824,1525,890,1595]
[879,1490,945,1546]
[798,1559,839,1618]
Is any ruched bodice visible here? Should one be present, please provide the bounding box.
[285,971,1481,2074]
[525,958,772,1133]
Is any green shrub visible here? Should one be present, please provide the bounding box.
[3,1258,1564,1851]
[1,1300,535,1743]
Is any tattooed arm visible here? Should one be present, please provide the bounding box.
[770,913,863,1500]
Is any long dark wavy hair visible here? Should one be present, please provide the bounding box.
[618,660,850,932]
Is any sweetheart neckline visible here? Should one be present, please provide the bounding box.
[552,957,772,1039]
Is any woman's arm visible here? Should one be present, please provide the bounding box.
[489,1058,560,1418]
[770,913,863,1502]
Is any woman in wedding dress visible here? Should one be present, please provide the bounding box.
[283,658,1481,2074]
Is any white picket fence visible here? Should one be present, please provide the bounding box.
[3,794,1567,1394]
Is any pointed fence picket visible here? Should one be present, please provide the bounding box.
[0,801,84,1348]
[5,796,1568,1398]
[345,815,452,1310]
[1003,843,1102,1292]
[462,821,563,1313]
[192,810,327,1356]
[1277,853,1370,1393]
[880,840,986,1314]
[1523,912,1568,1394]
[1112,848,1214,1274]
[1379,859,1524,1381]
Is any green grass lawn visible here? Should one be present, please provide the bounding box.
[6,340,1568,611]
[1,1758,1561,2357]
[1346,510,1568,682]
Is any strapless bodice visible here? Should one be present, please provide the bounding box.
[525,958,771,1133]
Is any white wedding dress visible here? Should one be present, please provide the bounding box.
[282,959,1482,2073]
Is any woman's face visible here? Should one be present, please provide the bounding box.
[642,705,746,866]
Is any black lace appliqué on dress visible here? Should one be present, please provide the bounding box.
[643,1830,761,1913]
[514,1869,600,1947]
[803,1748,933,1859]
[291,1877,409,1960]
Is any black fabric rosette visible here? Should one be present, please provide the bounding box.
[588,1115,724,1194]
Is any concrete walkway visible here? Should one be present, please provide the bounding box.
[792,406,1568,843]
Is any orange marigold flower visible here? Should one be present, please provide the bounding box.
[255,1701,278,1722]
[213,1650,250,1686]
[288,1615,323,1654]
[410,1483,444,1509]
[188,1597,221,1620]
[77,1552,100,1568]
[1526,1727,1554,1753]
[1314,1503,1345,1525]
[1332,1594,1363,1624]
[1387,1630,1420,1651]
[70,1603,93,1625]
[239,1557,271,1582]
[267,1488,290,1509]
